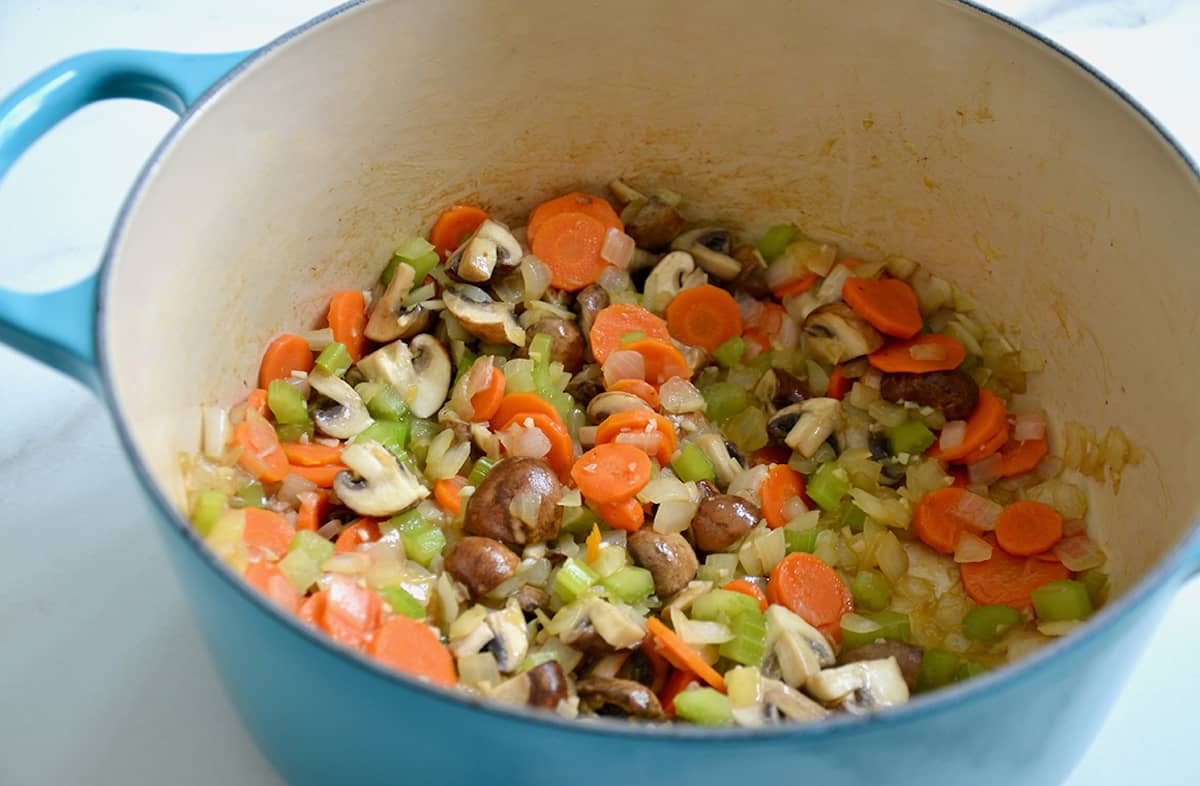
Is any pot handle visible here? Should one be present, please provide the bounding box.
[0,49,251,387]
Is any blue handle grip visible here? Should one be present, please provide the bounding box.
[0,49,250,387]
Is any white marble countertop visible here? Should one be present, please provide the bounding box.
[1,2,1199,784]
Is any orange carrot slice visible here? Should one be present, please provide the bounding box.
[259,334,314,389]
[589,304,671,365]
[868,334,966,374]
[842,277,923,338]
[665,284,744,351]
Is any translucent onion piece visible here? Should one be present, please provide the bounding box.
[520,255,552,302]
[501,422,551,460]
[939,421,967,452]
[947,489,1003,531]
[603,350,646,386]
[1013,410,1047,442]
[277,472,318,507]
[669,606,734,645]
[910,343,947,361]
[659,377,706,414]
[968,453,1004,486]
[615,430,663,456]
[654,499,699,534]
[600,228,636,269]
[324,552,372,575]
[1053,534,1106,572]
[953,531,994,563]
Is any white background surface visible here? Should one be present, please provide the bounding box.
[1,2,1199,785]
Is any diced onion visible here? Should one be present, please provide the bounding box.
[597,265,634,295]
[816,264,854,304]
[317,519,345,540]
[603,350,646,386]
[840,612,882,636]
[639,477,692,504]
[508,491,543,529]
[655,499,700,534]
[939,421,967,452]
[669,607,734,645]
[876,531,910,582]
[600,228,636,269]
[968,453,1005,486]
[301,328,335,352]
[781,495,809,522]
[578,426,598,447]
[953,531,993,563]
[1053,534,1105,571]
[947,489,1003,531]
[1013,410,1047,442]
[501,422,552,459]
[1063,518,1087,538]
[1037,620,1083,637]
[520,255,552,301]
[910,343,947,361]
[615,430,663,456]
[660,377,706,414]
[202,405,231,460]
[277,473,318,507]
[324,552,372,574]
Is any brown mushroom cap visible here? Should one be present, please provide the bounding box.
[574,285,610,341]
[526,316,586,373]
[526,660,570,709]
[879,369,980,422]
[627,529,698,597]
[444,536,520,598]
[838,641,925,692]
[690,494,760,553]
[625,196,686,251]
[576,677,666,720]
[464,458,563,546]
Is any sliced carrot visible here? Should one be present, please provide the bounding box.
[490,392,566,432]
[430,205,489,260]
[995,500,1064,557]
[592,497,645,532]
[589,304,671,365]
[625,338,693,386]
[571,443,653,504]
[767,552,854,642]
[960,421,1009,465]
[532,212,611,292]
[868,334,966,374]
[283,442,344,467]
[286,463,348,488]
[586,522,603,564]
[659,668,699,719]
[246,388,269,418]
[1000,438,1049,478]
[369,615,457,686]
[665,284,744,351]
[243,508,295,559]
[760,465,807,529]
[497,411,575,479]
[774,272,820,299]
[234,411,289,483]
[434,476,467,516]
[960,539,1071,609]
[295,490,331,532]
[723,579,769,612]
[645,617,726,691]
[468,367,507,423]
[842,277,923,339]
[912,487,989,555]
[334,518,382,554]
[245,561,301,614]
[607,378,660,409]
[527,192,622,243]
[827,365,851,401]
[594,410,677,466]
[926,390,1007,463]
[298,590,327,626]
[259,334,314,390]
[328,290,367,361]
[751,445,793,467]
[322,574,382,650]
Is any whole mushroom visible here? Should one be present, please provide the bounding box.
[691,494,761,553]
[525,316,586,373]
[576,677,666,720]
[464,458,563,546]
[444,536,520,598]
[627,529,698,597]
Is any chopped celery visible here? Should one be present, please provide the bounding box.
[385,513,445,567]
[407,418,439,463]
[191,490,226,537]
[850,570,891,612]
[807,462,851,512]
[267,379,309,425]
[673,688,733,726]
[701,381,750,423]
[757,224,799,263]
[719,609,767,665]
[962,604,1022,642]
[839,500,867,533]
[234,481,267,510]
[887,419,936,456]
[378,586,426,619]
[404,251,440,283]
[395,236,436,261]
[383,237,440,285]
[467,456,499,488]
[601,566,656,605]
[275,421,313,443]
[561,505,599,536]
[205,510,247,572]
[713,336,746,368]
[528,332,554,366]
[784,527,820,554]
[917,649,961,692]
[1080,570,1109,607]
[354,420,411,456]
[519,651,559,673]
[671,442,716,483]
[554,558,599,602]
[364,383,409,421]
[691,589,761,624]
[956,661,988,681]
[278,530,335,592]
[841,610,912,650]
[619,330,646,345]
[315,341,352,377]
[1032,580,1093,622]
[723,407,769,454]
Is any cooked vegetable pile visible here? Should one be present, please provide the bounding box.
[184,182,1137,725]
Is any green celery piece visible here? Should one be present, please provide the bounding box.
[528,332,554,367]
[701,381,750,424]
[757,224,799,262]
[378,586,426,619]
[718,609,767,666]
[691,589,761,624]
[364,383,409,421]
[401,525,446,567]
[403,250,440,283]
[671,443,716,483]
[888,419,936,456]
[841,610,912,650]
[673,688,733,726]
[839,500,867,533]
[962,604,1022,642]
[275,421,313,443]
[722,408,769,455]
[917,649,962,692]
[784,527,820,554]
[315,341,352,377]
[396,236,436,261]
[467,456,499,488]
[267,379,309,425]
[277,531,335,593]
[561,506,600,536]
[1032,580,1093,622]
[234,481,267,510]
[554,558,599,602]
[519,651,558,673]
[807,462,851,512]
[380,255,401,286]
[956,661,988,681]
[713,336,746,368]
[601,566,656,605]
[355,420,411,456]
[619,330,646,345]
[290,529,335,563]
[1080,570,1109,607]
[850,570,891,612]
[191,491,226,537]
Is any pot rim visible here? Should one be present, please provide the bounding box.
[95,0,1200,741]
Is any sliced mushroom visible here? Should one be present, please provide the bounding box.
[308,369,372,439]
[761,677,831,722]
[484,600,530,673]
[574,284,610,340]
[784,398,843,459]
[642,251,707,314]
[488,660,569,709]
[333,440,428,516]
[586,391,653,423]
[444,536,520,598]
[763,605,836,689]
[445,219,522,283]
[464,458,563,545]
[566,364,605,408]
[804,303,885,365]
[625,197,687,251]
[879,369,980,422]
[627,529,698,597]
[576,677,666,720]
[525,316,586,373]
[767,403,804,446]
[731,245,772,299]
[774,369,809,406]
[691,493,760,553]
[583,598,647,650]
[443,284,526,346]
[671,227,742,280]
[695,433,744,489]
[608,178,646,206]
[365,261,432,342]
[513,585,552,617]
[804,658,911,714]
[838,641,924,693]
[357,338,416,401]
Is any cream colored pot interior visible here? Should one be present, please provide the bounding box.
[105,0,1200,595]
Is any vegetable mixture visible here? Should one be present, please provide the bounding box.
[185,181,1138,725]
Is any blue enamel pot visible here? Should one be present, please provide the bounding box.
[2,2,1198,784]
